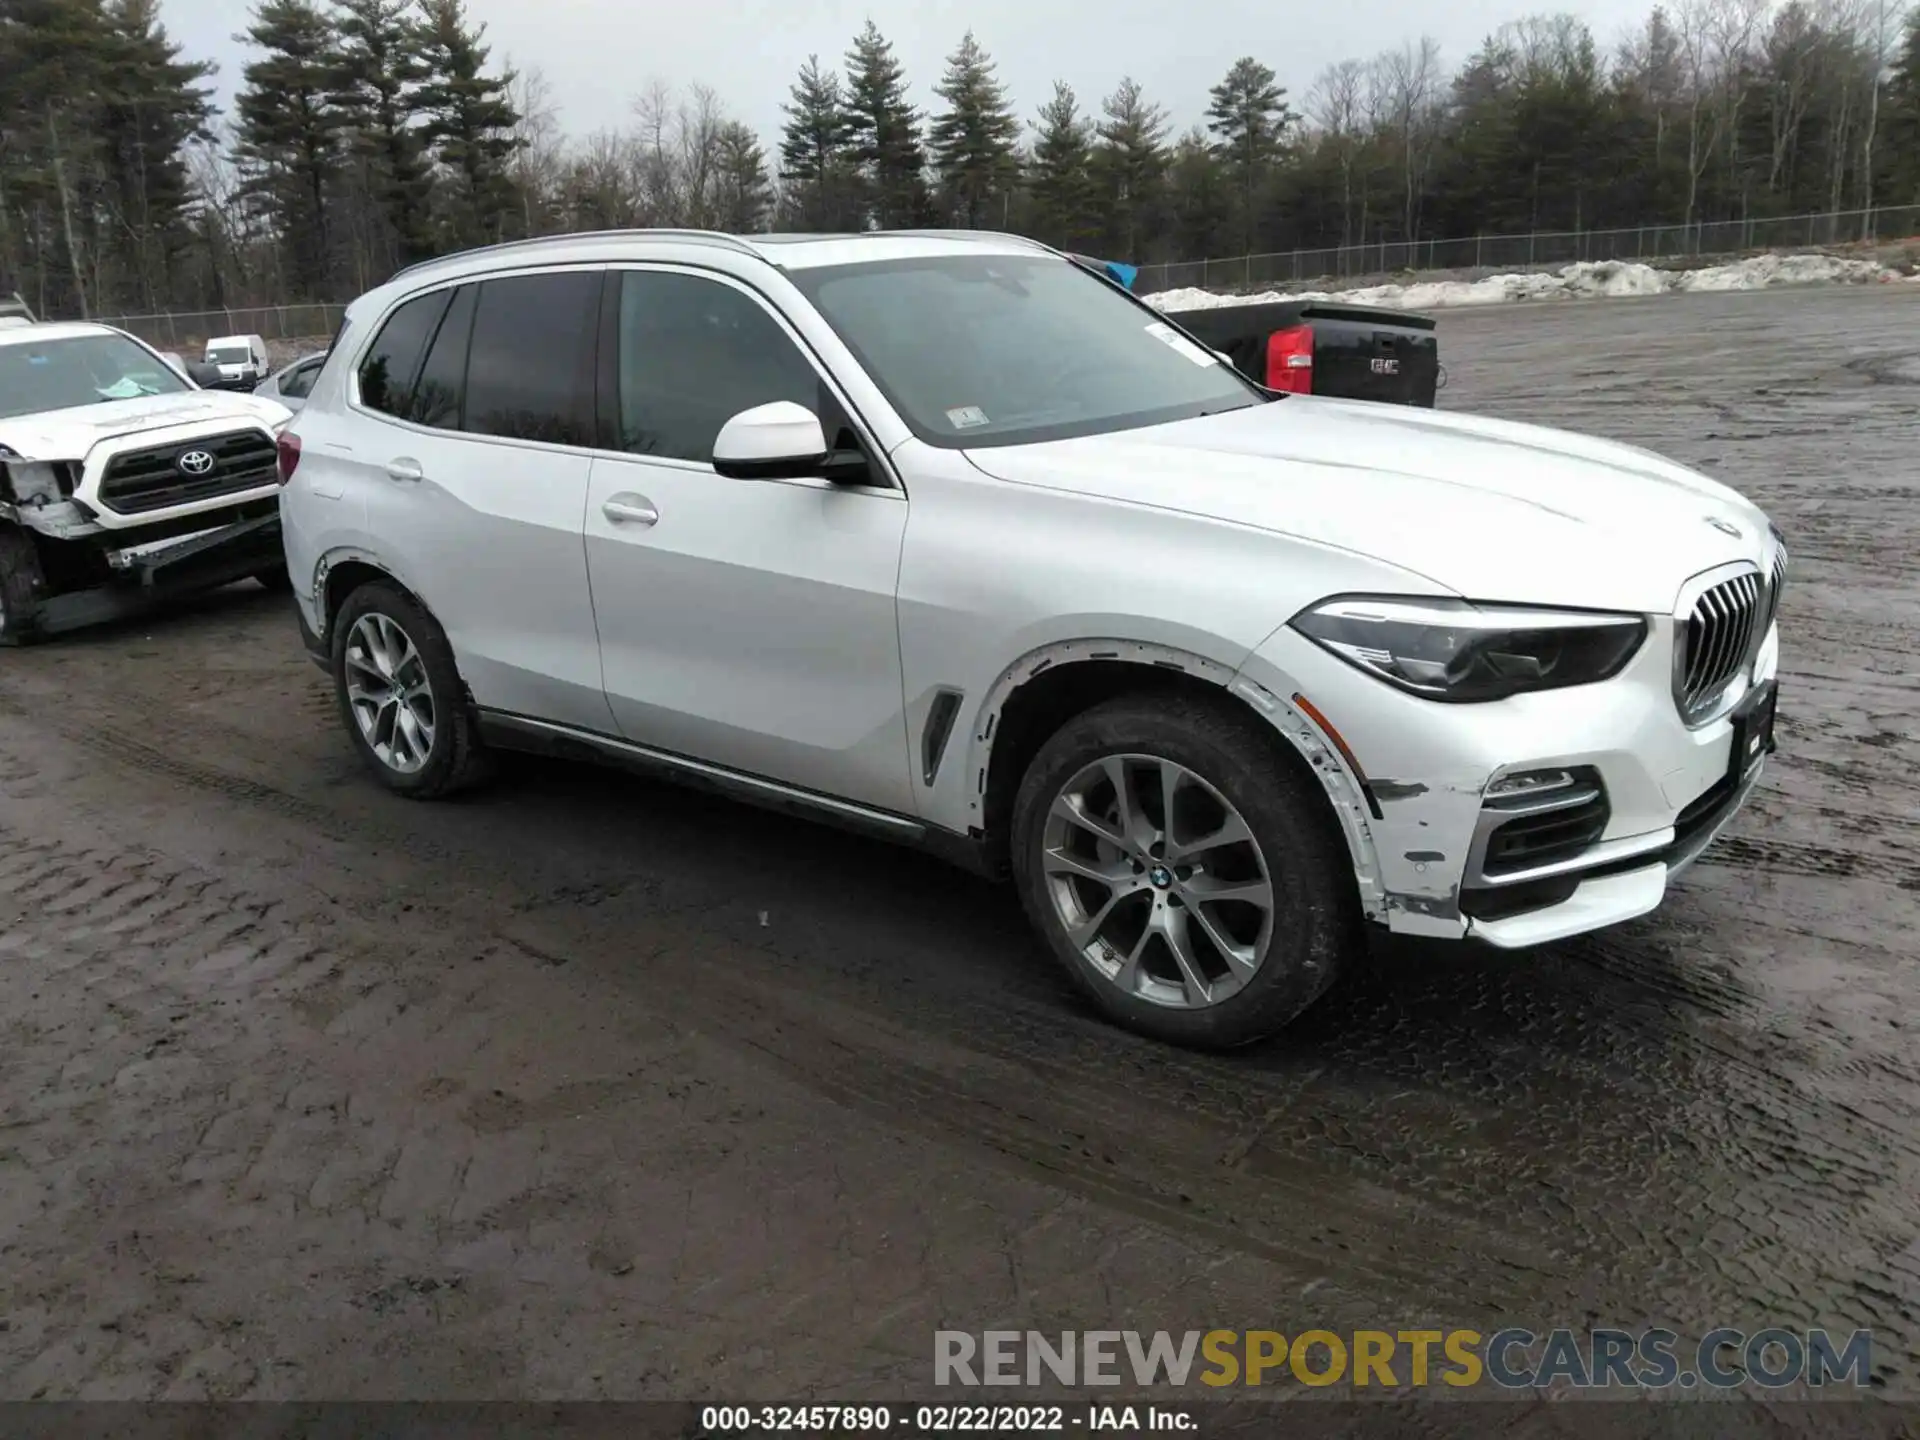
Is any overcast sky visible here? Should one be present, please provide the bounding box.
[159,0,1660,143]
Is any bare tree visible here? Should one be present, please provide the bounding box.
[1373,36,1443,241]
[1763,2,1821,195]
[1859,0,1896,224]
[508,64,564,235]
[1307,59,1366,247]
[675,85,729,227]
[1675,0,1727,227]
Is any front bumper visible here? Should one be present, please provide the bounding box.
[1237,614,1778,946]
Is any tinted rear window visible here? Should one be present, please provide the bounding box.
[463,271,601,447]
[359,291,452,418]
[409,284,475,429]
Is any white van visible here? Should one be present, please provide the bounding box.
[204,333,271,389]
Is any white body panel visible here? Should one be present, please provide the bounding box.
[584,453,913,813]
[307,412,611,733]
[205,334,270,385]
[281,228,1783,954]
[1,322,290,538]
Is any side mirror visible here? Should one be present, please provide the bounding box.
[185,360,223,388]
[712,400,829,480]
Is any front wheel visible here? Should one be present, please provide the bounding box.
[1010,694,1360,1049]
[0,528,46,647]
[330,580,491,798]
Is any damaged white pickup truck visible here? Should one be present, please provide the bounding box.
[0,318,294,644]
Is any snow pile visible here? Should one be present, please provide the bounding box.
[1149,252,1903,313]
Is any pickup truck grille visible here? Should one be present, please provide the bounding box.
[97,430,279,516]
[1675,551,1785,724]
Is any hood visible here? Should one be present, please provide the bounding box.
[0,390,290,462]
[961,397,1775,613]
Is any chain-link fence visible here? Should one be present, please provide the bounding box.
[1132,204,1920,295]
[88,302,347,351]
[77,204,1920,329]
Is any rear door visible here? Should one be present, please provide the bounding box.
[353,266,615,733]
[582,265,914,814]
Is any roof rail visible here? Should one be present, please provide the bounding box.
[387,228,760,282]
[881,229,1056,252]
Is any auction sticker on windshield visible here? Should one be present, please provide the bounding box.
[946,405,990,429]
[1144,322,1219,367]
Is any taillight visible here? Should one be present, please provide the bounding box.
[276,431,302,484]
[1265,324,1314,394]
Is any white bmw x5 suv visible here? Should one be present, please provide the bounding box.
[279,228,1784,1048]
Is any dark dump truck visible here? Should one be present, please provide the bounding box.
[1068,256,1443,408]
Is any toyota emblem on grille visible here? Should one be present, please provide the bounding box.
[1705,515,1741,537]
[177,449,216,477]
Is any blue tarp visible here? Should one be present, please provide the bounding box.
[1068,253,1138,291]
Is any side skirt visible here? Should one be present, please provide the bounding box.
[475,709,994,878]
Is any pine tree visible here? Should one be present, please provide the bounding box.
[714,120,772,231]
[928,31,1020,227]
[96,0,214,312]
[778,54,853,229]
[330,0,432,270]
[1204,57,1290,251]
[1167,128,1233,260]
[843,21,927,229]
[414,0,520,250]
[1091,76,1169,259]
[1027,81,1098,250]
[1888,7,1920,204]
[233,0,343,299]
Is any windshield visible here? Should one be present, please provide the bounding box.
[787,253,1266,448]
[0,333,190,420]
[208,344,252,364]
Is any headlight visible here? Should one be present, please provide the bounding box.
[1290,595,1647,702]
[2,460,73,504]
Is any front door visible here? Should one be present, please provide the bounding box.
[583,266,914,816]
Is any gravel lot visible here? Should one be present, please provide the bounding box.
[2,284,1917,1415]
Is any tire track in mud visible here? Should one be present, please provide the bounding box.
[10,646,1920,1349]
[501,875,1920,1345]
[1701,832,1920,891]
[0,684,515,895]
[2,674,1547,1311]
[497,905,1562,1312]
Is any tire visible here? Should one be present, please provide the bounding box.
[254,565,294,593]
[1010,693,1360,1049]
[330,579,491,798]
[0,528,46,647]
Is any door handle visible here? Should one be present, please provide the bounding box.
[602,493,659,527]
[386,457,424,483]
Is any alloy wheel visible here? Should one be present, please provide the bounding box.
[1039,753,1275,1010]
[344,611,437,774]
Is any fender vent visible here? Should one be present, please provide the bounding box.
[921,689,963,785]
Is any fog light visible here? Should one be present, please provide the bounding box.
[1486,768,1576,798]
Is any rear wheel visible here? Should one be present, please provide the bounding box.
[330,580,491,798]
[1010,693,1360,1048]
[254,565,293,593]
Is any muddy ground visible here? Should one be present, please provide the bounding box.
[2,284,1917,1417]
